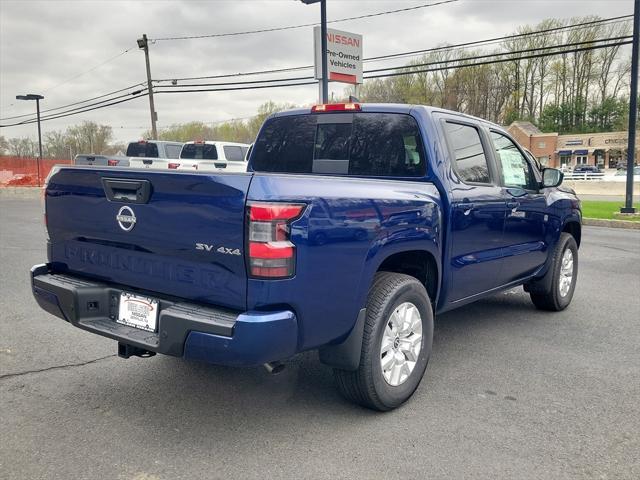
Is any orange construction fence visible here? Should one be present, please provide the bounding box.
[0,156,72,186]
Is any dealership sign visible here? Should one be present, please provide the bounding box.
[314,27,363,84]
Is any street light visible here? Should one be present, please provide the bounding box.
[16,93,44,187]
[300,0,328,103]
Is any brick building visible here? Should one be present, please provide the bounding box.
[508,121,639,170]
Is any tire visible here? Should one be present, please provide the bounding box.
[334,272,434,411]
[529,232,578,311]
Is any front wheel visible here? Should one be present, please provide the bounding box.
[529,232,578,311]
[334,272,434,411]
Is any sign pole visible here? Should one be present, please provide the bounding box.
[320,0,329,104]
[621,0,639,214]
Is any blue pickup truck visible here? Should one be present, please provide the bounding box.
[31,103,581,411]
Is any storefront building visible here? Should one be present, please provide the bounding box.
[508,121,639,170]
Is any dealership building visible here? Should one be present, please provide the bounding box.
[508,121,639,170]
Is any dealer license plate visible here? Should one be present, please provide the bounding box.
[117,292,159,332]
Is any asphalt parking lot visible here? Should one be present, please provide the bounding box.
[1,197,639,480]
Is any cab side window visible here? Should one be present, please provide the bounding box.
[443,122,491,184]
[490,131,535,189]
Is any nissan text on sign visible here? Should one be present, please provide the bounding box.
[314,27,363,84]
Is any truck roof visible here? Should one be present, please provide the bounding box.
[272,103,503,131]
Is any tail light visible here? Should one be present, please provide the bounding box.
[168,163,180,169]
[247,202,305,279]
[312,103,361,112]
[42,165,61,235]
[107,159,119,166]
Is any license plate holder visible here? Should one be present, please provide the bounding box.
[117,292,159,332]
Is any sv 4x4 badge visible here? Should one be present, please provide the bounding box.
[195,243,242,256]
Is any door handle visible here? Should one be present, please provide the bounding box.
[458,202,474,215]
[102,178,152,203]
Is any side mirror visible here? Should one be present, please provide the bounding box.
[541,168,563,188]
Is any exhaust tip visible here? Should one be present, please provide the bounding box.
[263,361,285,375]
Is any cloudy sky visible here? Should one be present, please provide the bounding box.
[0,0,633,143]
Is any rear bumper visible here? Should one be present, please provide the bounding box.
[30,264,298,366]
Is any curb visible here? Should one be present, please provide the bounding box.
[583,218,640,230]
[0,187,41,199]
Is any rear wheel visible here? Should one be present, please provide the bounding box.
[334,272,433,411]
[529,232,578,311]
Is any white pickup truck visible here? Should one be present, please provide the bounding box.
[174,141,251,172]
[125,140,184,169]
[74,140,183,167]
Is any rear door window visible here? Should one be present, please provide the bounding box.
[251,113,426,177]
[223,145,246,162]
[180,144,218,160]
[443,122,491,184]
[126,142,159,157]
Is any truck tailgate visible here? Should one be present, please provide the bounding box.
[45,167,251,310]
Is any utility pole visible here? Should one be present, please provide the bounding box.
[137,34,158,139]
[621,0,639,214]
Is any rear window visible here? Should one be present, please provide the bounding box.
[180,144,218,160]
[164,144,182,159]
[251,113,425,177]
[126,142,159,158]
[223,145,246,162]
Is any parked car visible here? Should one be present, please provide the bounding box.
[572,165,601,174]
[31,103,581,411]
[612,166,640,182]
[176,141,251,172]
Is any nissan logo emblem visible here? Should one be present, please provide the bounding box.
[116,206,137,232]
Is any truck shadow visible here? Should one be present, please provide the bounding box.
[77,290,550,435]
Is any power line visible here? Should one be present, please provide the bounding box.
[0,48,137,114]
[42,47,136,94]
[152,40,632,95]
[0,82,146,121]
[0,94,147,128]
[2,39,630,127]
[365,40,634,79]
[155,80,318,95]
[152,36,630,90]
[155,15,632,84]
[365,36,632,75]
[154,65,314,83]
[2,17,632,128]
[364,14,633,62]
[17,14,621,123]
[151,0,460,41]
[158,75,314,89]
